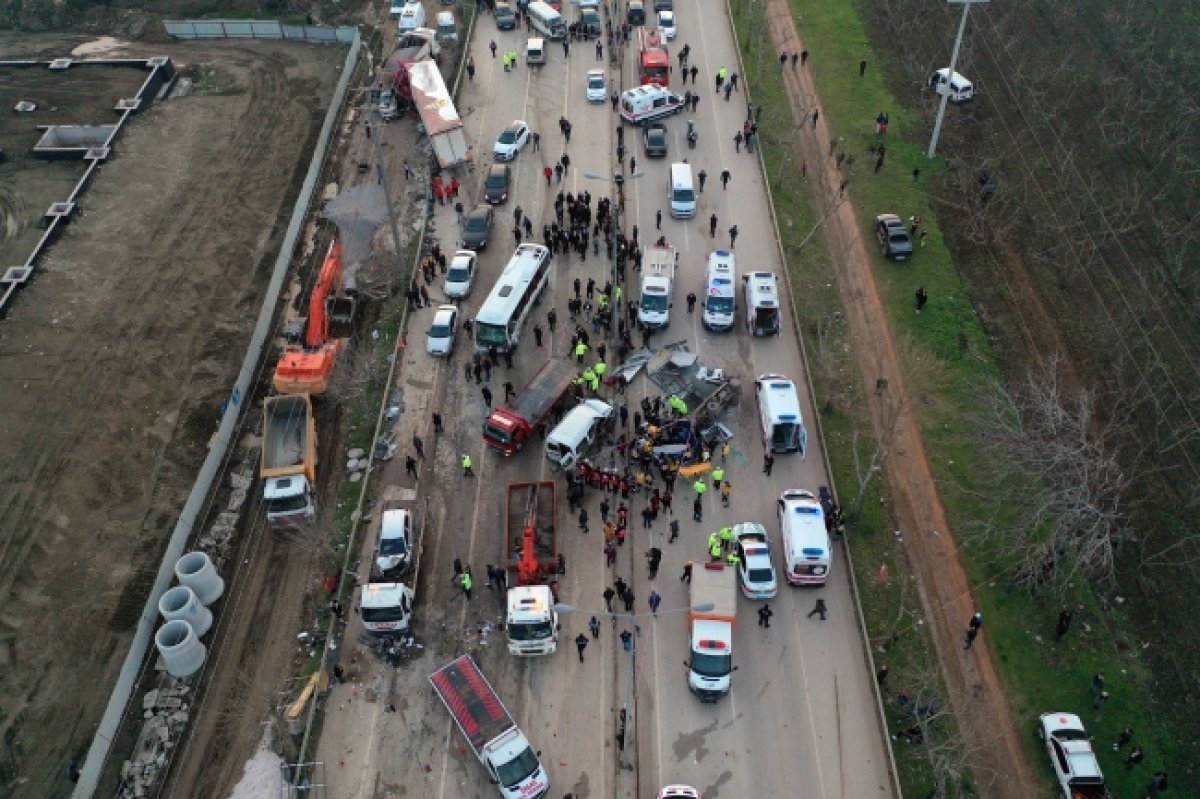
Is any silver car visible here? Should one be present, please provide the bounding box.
[444,251,477,298]
[426,305,458,356]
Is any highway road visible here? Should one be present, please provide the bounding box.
[314,3,896,797]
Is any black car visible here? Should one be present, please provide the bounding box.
[643,122,668,157]
[874,213,913,260]
[462,205,494,250]
[483,163,511,205]
[653,0,672,10]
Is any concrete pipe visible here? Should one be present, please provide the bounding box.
[174,551,225,605]
[158,585,213,637]
[155,620,207,678]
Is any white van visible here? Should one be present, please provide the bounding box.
[667,162,696,218]
[755,373,808,456]
[398,2,427,32]
[930,68,973,103]
[526,37,546,65]
[435,10,457,41]
[776,489,832,586]
[701,250,736,332]
[743,271,781,336]
[619,84,685,125]
[545,399,613,467]
[527,0,567,39]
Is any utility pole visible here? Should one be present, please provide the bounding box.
[926,0,988,159]
[368,104,406,297]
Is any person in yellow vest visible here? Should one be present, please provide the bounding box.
[676,399,688,416]
[574,341,589,362]
[709,538,723,561]
[594,361,607,379]
[597,293,609,310]
[719,525,734,552]
[461,453,474,476]
[708,531,720,552]
[588,373,600,393]
[711,465,725,487]
[693,479,707,496]
[725,549,741,567]
[582,367,596,384]
[615,285,623,304]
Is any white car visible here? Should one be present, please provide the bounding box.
[657,10,676,39]
[586,69,607,103]
[375,506,414,578]
[492,120,530,162]
[734,522,778,599]
[426,305,458,356]
[1037,713,1107,799]
[657,788,700,799]
[444,250,477,299]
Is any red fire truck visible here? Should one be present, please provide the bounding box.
[638,29,670,87]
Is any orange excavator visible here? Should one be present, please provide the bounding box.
[507,482,559,591]
[273,238,355,395]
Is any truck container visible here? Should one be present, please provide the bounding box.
[504,482,560,655]
[483,359,579,454]
[638,244,677,330]
[430,655,551,799]
[687,561,737,702]
[388,28,441,103]
[407,60,471,168]
[260,394,317,529]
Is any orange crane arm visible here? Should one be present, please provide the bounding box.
[306,239,343,349]
[517,511,540,586]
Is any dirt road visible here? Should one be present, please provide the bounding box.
[762,6,1040,798]
[0,38,341,796]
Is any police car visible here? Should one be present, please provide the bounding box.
[733,522,778,599]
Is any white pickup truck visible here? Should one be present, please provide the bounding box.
[1037,712,1108,799]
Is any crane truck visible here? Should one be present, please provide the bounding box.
[504,482,560,656]
[273,238,355,395]
[430,655,551,799]
[687,561,737,702]
[483,359,580,455]
[260,394,317,529]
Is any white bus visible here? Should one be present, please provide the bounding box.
[474,244,551,353]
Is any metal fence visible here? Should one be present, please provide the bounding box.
[165,19,357,43]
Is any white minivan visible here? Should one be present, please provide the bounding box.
[397,2,427,32]
[701,249,736,332]
[527,0,567,39]
[667,162,696,218]
[755,373,807,456]
[545,399,613,467]
[930,68,973,103]
[777,489,832,586]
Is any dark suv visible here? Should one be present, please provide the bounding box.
[874,213,913,260]
[484,163,512,205]
[643,122,668,157]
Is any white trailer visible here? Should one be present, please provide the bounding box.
[408,60,471,168]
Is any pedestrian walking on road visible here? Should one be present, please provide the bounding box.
[720,169,731,189]
[964,626,979,649]
[405,455,418,480]
[579,507,589,533]
[432,411,443,434]
[623,589,635,612]
[614,577,628,601]
[413,434,425,458]
[669,518,680,542]
[589,616,601,638]
[807,598,827,620]
[709,214,719,237]
[779,52,788,70]
[648,591,662,616]
[656,209,662,230]
[680,562,692,583]
[504,381,516,402]
[575,633,589,662]
[758,604,774,627]
[694,495,704,522]
[482,386,493,408]
[603,587,616,612]
[729,225,739,247]
[763,452,775,475]
[629,156,637,175]
[800,50,808,66]
[969,611,984,632]
[811,109,819,128]
[460,570,474,600]
[698,169,707,192]
[687,292,697,313]
[461,453,474,476]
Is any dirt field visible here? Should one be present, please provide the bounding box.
[0,34,343,796]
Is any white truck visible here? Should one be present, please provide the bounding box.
[430,655,551,799]
[638,243,677,330]
[407,59,471,168]
[687,561,737,702]
[359,582,415,634]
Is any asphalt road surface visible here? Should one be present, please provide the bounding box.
[314,4,895,798]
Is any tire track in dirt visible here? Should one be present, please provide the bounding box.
[760,7,1040,798]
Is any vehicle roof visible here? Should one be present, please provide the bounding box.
[587,68,605,77]
[757,374,803,417]
[504,119,527,131]
[487,163,509,177]
[657,786,700,799]
[381,508,411,539]
[876,213,903,226]
[933,67,971,83]
[432,305,457,324]
[451,249,476,262]
[360,582,412,607]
